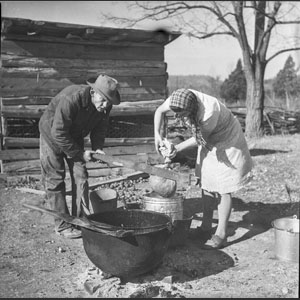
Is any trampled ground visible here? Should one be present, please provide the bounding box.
[0,134,299,298]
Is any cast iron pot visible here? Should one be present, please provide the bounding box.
[81,209,173,279]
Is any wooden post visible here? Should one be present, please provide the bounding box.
[0,98,8,173]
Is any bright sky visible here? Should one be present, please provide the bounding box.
[1,1,299,80]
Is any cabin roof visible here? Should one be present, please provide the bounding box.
[2,17,181,46]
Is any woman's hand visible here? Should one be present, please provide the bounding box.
[154,97,172,154]
[154,134,164,153]
[159,139,177,162]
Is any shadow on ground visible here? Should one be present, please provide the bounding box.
[191,197,299,248]
[124,196,299,286]
[122,239,234,285]
[249,148,289,156]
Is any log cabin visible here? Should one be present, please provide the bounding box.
[0,17,181,177]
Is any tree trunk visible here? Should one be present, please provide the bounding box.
[245,67,265,138]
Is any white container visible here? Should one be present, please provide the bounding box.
[272,215,299,263]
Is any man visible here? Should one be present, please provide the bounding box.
[39,74,121,239]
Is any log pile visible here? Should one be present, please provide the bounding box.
[263,107,300,135]
[167,106,300,139]
[230,106,300,135]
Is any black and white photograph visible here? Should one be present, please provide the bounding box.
[0,1,299,298]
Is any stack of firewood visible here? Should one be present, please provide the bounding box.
[167,106,300,137]
[263,108,300,135]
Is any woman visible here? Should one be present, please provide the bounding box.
[154,88,253,249]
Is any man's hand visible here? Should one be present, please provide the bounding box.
[83,149,106,162]
[83,150,94,162]
[95,149,105,155]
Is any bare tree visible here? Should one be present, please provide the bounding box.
[102,1,300,138]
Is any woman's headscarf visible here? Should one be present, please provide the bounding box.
[169,89,212,151]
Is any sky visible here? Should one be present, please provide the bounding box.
[1,1,299,80]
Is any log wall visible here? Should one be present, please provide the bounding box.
[0,17,180,177]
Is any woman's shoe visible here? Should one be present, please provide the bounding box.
[202,234,227,249]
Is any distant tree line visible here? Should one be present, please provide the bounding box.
[168,55,300,110]
[167,74,223,99]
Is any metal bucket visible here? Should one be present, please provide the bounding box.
[81,209,172,279]
[89,188,118,214]
[271,215,299,263]
[142,191,184,221]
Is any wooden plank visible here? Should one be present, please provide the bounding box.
[2,159,123,173]
[1,79,166,97]
[1,106,45,118]
[0,148,162,162]
[2,97,164,107]
[93,153,185,183]
[1,99,165,118]
[3,163,140,178]
[0,149,40,160]
[16,187,45,195]
[2,40,164,61]
[0,98,6,172]
[2,160,41,172]
[2,54,166,69]
[3,136,156,148]
[2,159,121,173]
[1,90,165,101]
[3,33,166,48]
[105,144,156,155]
[1,155,162,175]
[88,171,148,190]
[88,167,128,178]
[1,77,167,95]
[1,66,167,78]
[2,96,53,106]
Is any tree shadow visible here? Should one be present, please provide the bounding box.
[249,148,289,156]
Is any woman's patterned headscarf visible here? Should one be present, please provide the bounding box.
[169,89,212,151]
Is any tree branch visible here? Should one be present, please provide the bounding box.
[212,1,239,38]
[186,31,235,39]
[266,47,300,64]
[276,20,300,24]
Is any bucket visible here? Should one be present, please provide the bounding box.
[81,209,172,278]
[142,191,184,221]
[271,215,299,263]
[89,188,118,214]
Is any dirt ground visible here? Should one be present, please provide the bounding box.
[0,134,299,298]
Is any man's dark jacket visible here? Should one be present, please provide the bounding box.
[39,85,111,160]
